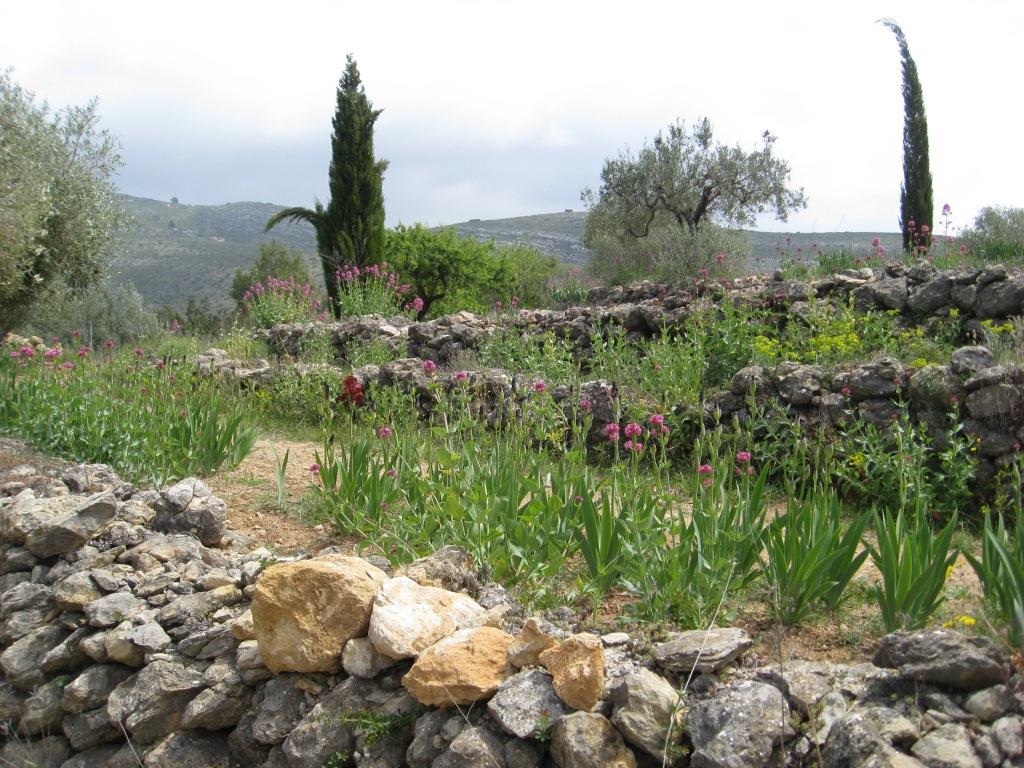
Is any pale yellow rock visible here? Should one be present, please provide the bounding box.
[508,617,556,668]
[539,633,606,712]
[250,556,387,674]
[231,609,255,641]
[403,626,513,707]
[367,576,485,660]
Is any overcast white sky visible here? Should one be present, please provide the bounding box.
[4,0,1022,233]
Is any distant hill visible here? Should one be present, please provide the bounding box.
[450,211,902,274]
[110,195,319,311]
[110,195,901,310]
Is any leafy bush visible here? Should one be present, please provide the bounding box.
[240,276,324,328]
[334,263,414,317]
[230,240,316,307]
[19,283,160,344]
[960,206,1024,265]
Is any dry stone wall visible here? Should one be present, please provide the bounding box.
[1,455,1022,768]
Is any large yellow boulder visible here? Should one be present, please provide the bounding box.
[251,555,387,673]
[539,633,606,712]
[403,626,513,706]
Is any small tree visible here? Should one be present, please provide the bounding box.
[880,19,933,251]
[266,55,387,318]
[582,117,805,281]
[230,240,315,308]
[0,70,125,334]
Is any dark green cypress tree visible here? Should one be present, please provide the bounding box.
[881,19,933,252]
[327,55,388,270]
[265,54,387,317]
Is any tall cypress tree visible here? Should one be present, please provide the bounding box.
[327,55,388,270]
[266,54,387,317]
[881,19,933,252]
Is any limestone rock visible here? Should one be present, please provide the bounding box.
[368,576,485,660]
[154,477,228,546]
[911,724,982,768]
[251,555,386,673]
[82,591,146,628]
[61,664,135,713]
[20,679,65,736]
[342,635,397,678]
[487,668,572,739]
[397,545,479,594]
[551,711,637,768]
[874,630,1009,690]
[142,731,233,768]
[182,682,253,730]
[686,680,790,768]
[539,633,606,711]
[433,725,507,768]
[231,608,255,640]
[964,685,1015,722]
[654,627,753,674]
[403,626,513,707]
[107,660,207,744]
[0,734,70,768]
[610,668,682,759]
[1,625,68,690]
[508,617,557,668]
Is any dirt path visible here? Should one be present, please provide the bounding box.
[207,437,350,554]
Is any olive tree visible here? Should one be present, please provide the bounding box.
[0,70,125,334]
[582,117,805,282]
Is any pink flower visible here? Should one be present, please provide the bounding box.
[920,224,930,234]
[134,348,144,358]
[942,203,951,216]
[908,219,916,229]
[386,468,398,479]
[841,386,852,397]
[532,380,547,394]
[406,296,425,313]
[511,296,519,307]
[43,348,61,359]
[422,359,438,374]
[579,398,592,411]
[871,238,880,248]
[648,413,665,428]
[701,477,713,488]
[72,329,82,339]
[376,426,394,439]
[453,370,469,383]
[77,346,91,358]
[736,450,752,463]
[715,252,726,265]
[574,495,584,504]
[697,463,713,475]
[494,301,503,311]
[308,463,320,473]
[103,339,115,350]
[624,422,643,439]
[624,440,644,453]
[60,361,74,370]
[603,423,620,442]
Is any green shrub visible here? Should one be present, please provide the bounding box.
[960,206,1024,265]
[19,283,160,345]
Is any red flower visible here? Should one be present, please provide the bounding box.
[340,375,365,407]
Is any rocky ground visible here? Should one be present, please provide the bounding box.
[0,450,1021,768]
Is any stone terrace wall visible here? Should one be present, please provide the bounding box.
[261,262,1024,366]
[1,457,1021,768]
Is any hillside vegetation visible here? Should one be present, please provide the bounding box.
[112,195,900,310]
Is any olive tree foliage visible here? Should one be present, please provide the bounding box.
[0,70,125,334]
[960,206,1024,263]
[582,117,805,283]
[20,283,159,345]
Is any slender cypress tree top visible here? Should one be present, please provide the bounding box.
[881,19,933,252]
[326,54,388,267]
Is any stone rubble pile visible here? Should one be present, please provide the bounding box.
[1,457,1022,767]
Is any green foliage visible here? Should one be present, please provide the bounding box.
[266,55,387,317]
[239,277,322,329]
[231,241,314,307]
[959,206,1024,265]
[582,116,804,283]
[965,510,1024,647]
[18,283,160,345]
[334,264,411,317]
[880,19,933,250]
[0,70,126,333]
[833,413,975,522]
[867,504,958,631]
[385,224,555,316]
[0,346,255,486]
[761,490,869,625]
